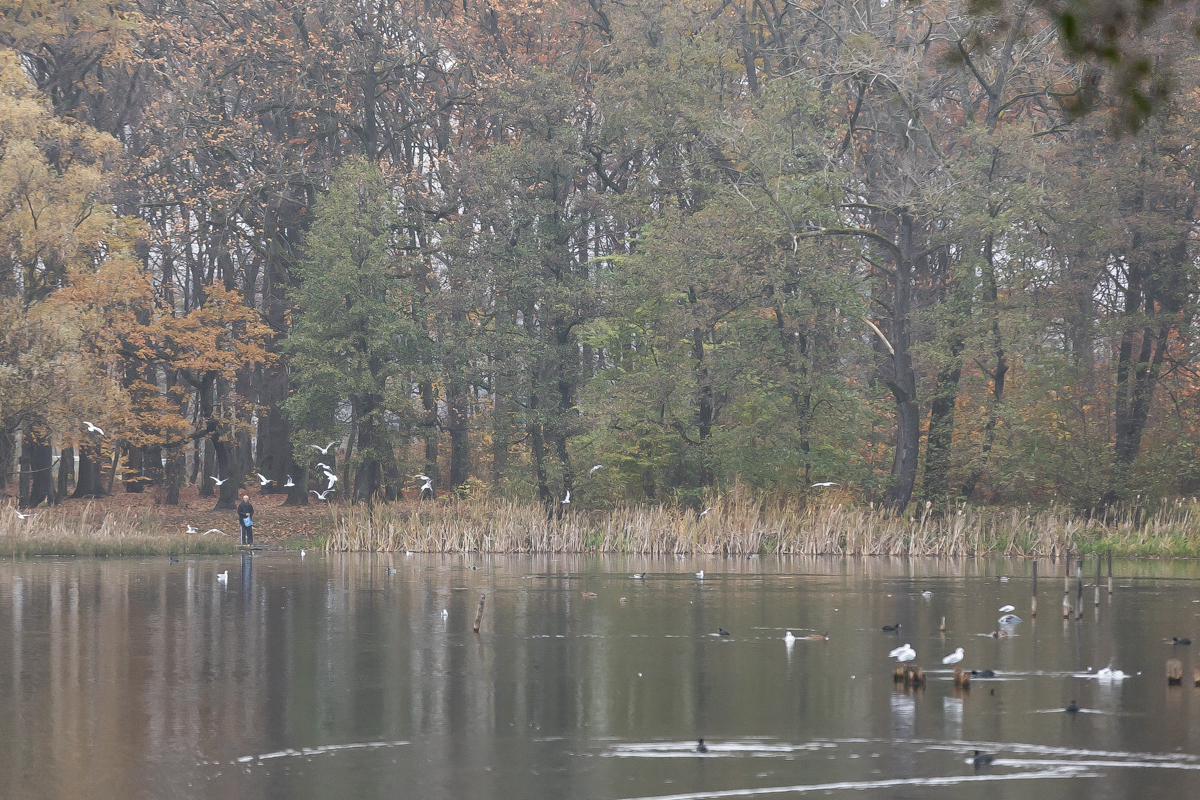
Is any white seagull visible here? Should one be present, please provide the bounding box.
[889,643,917,662]
[323,470,338,490]
[186,524,198,534]
[442,609,449,621]
[784,631,796,644]
[257,473,272,486]
[83,421,105,436]
[413,473,430,481]
[216,571,228,584]
[942,647,965,665]
[999,604,1015,613]
[14,510,34,520]
[308,441,338,455]
[696,570,705,579]
[419,478,433,497]
[589,464,605,475]
[811,481,839,487]
[998,614,1022,625]
[699,507,713,517]
[562,490,571,504]
[284,475,295,487]
[202,528,226,536]
[316,462,333,472]
[311,489,335,501]
[210,476,228,486]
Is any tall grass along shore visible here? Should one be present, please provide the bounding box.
[326,495,1200,558]
[0,504,241,557]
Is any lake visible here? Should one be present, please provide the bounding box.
[2,553,1200,799]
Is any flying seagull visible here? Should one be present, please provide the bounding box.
[589,464,605,475]
[811,482,839,487]
[210,476,228,486]
[14,510,34,520]
[316,462,332,472]
[311,489,336,501]
[202,528,226,536]
[322,470,338,490]
[562,489,571,504]
[83,421,105,436]
[284,475,295,487]
[699,507,713,517]
[257,473,272,486]
[308,441,338,455]
[419,477,433,497]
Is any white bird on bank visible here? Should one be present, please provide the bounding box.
[999,604,1015,613]
[257,473,272,486]
[210,476,228,486]
[811,482,839,487]
[889,643,917,662]
[589,464,605,475]
[562,490,571,505]
[308,441,338,455]
[186,524,198,534]
[311,489,335,501]
[83,421,105,436]
[284,475,295,487]
[216,571,228,584]
[942,647,965,665]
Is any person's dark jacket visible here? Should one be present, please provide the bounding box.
[237,500,254,526]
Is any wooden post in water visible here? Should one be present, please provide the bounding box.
[1075,559,1084,619]
[1107,549,1113,595]
[1168,659,1184,685]
[1031,561,1038,617]
[1094,557,1101,606]
[473,594,486,633]
[1064,548,1070,593]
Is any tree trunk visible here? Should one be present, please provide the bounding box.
[72,444,106,498]
[882,218,920,512]
[56,446,74,500]
[421,379,439,494]
[352,392,383,503]
[447,379,470,492]
[27,425,55,508]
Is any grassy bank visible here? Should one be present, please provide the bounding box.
[0,504,243,557]
[325,495,1200,557]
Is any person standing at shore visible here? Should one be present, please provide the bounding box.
[238,494,254,546]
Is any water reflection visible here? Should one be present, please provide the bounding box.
[2,555,1200,798]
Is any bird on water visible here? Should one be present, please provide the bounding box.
[1173,637,1192,646]
[784,631,796,644]
[888,643,916,662]
[717,628,731,636]
[882,622,901,632]
[972,751,995,768]
[1065,700,1079,714]
[696,739,708,753]
[942,647,964,665]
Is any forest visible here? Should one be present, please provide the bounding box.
[2,0,1199,516]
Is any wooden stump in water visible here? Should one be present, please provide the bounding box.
[1167,659,1183,685]
[473,594,486,633]
[893,665,907,682]
[1193,667,1200,687]
[953,666,970,688]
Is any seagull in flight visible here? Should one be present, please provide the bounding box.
[83,421,105,436]
[589,464,605,475]
[562,489,571,504]
[316,462,332,472]
[419,477,433,497]
[413,473,430,481]
[257,473,272,486]
[202,528,226,536]
[14,510,35,520]
[210,476,228,486]
[322,470,338,490]
[311,488,336,501]
[811,482,839,487]
[699,507,713,517]
[308,441,338,455]
[284,475,295,487]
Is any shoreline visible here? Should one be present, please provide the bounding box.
[4,491,1200,558]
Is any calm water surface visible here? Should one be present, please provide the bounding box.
[3,554,1200,799]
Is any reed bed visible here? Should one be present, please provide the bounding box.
[325,494,1200,557]
[0,504,240,557]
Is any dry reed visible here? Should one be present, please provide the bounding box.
[325,492,1200,556]
[0,503,239,557]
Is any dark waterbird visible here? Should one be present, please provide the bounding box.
[1066,700,1080,714]
[696,739,708,753]
[972,750,995,768]
[882,623,901,632]
[717,628,731,636]
[1173,637,1192,646]
[971,669,997,678]
[168,553,179,564]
